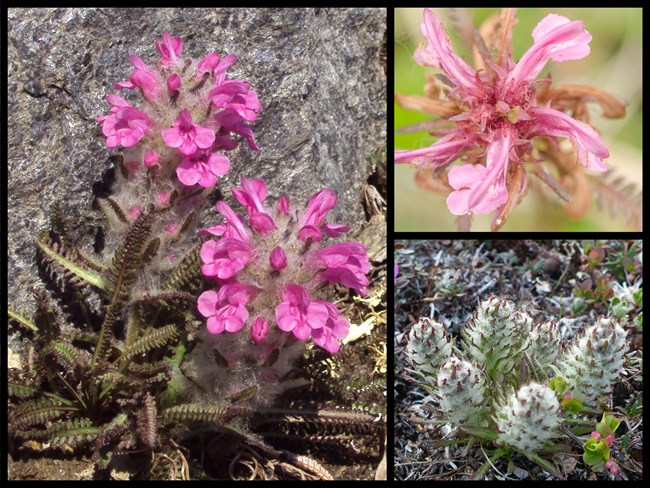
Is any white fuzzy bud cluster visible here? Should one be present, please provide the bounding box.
[558,317,629,404]
[461,296,531,378]
[528,320,562,371]
[494,382,562,452]
[437,357,486,425]
[405,317,452,377]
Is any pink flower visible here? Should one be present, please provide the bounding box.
[156,32,183,65]
[200,237,253,280]
[395,9,620,228]
[213,110,260,151]
[310,242,371,296]
[298,188,349,242]
[311,301,350,354]
[209,80,262,122]
[604,434,614,447]
[196,53,221,78]
[176,150,230,188]
[591,431,602,440]
[96,94,152,148]
[197,283,257,334]
[201,201,251,242]
[232,178,277,235]
[162,109,216,155]
[114,55,162,100]
[275,284,328,340]
[394,264,399,285]
[250,316,269,343]
[213,54,238,86]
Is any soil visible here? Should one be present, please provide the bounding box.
[394,239,643,481]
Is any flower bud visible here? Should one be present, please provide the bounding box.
[269,246,288,271]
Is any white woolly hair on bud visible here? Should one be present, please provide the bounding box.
[494,382,562,452]
[436,356,486,426]
[558,316,629,404]
[461,296,531,378]
[528,320,562,372]
[405,317,452,378]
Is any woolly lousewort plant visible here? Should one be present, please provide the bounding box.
[558,316,629,405]
[9,31,383,480]
[405,296,631,476]
[436,356,486,426]
[405,317,452,376]
[196,177,371,360]
[395,9,628,231]
[461,296,532,379]
[494,382,562,452]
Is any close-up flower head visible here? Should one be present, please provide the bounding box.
[395,8,641,231]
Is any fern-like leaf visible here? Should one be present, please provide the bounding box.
[21,418,101,447]
[42,340,80,370]
[162,404,250,425]
[133,290,197,309]
[97,197,128,228]
[590,170,643,231]
[104,213,154,308]
[136,392,158,449]
[119,324,179,364]
[162,242,204,293]
[91,307,119,370]
[8,382,42,399]
[8,309,39,333]
[10,397,77,429]
[36,230,107,290]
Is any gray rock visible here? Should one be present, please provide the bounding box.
[8,8,387,311]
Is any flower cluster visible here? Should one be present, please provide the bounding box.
[395,9,626,230]
[197,178,371,354]
[97,32,261,190]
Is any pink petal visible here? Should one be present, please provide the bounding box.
[206,315,224,334]
[176,157,201,186]
[208,153,230,177]
[197,290,219,318]
[466,128,514,211]
[162,126,183,148]
[275,302,299,332]
[530,107,609,171]
[194,124,216,149]
[508,14,591,85]
[395,131,478,168]
[421,9,480,94]
[249,212,276,235]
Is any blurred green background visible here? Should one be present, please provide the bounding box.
[395,8,642,232]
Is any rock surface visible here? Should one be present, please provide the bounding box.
[8,8,386,310]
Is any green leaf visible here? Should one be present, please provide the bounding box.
[561,398,582,414]
[36,230,106,290]
[118,324,179,365]
[8,309,39,333]
[583,438,609,465]
[550,376,567,395]
[522,450,563,479]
